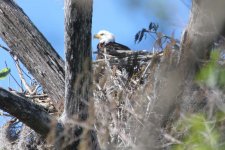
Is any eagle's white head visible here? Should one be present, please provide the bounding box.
[94,30,115,44]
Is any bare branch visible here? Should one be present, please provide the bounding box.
[0,44,12,53]
[0,0,65,111]
[0,87,54,136]
[14,58,33,94]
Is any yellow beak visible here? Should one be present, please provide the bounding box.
[93,34,101,39]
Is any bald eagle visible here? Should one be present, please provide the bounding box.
[94,30,131,59]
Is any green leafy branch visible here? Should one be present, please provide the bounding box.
[196,51,225,88]
[172,114,225,150]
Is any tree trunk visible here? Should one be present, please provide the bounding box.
[64,0,92,119]
[57,0,99,149]
[0,0,65,111]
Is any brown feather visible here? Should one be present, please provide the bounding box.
[96,42,130,59]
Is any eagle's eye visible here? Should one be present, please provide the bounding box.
[100,33,104,36]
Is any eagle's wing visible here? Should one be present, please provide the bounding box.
[106,42,130,51]
[96,42,131,59]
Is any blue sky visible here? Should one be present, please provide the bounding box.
[0,0,190,125]
[0,0,190,93]
[14,0,190,55]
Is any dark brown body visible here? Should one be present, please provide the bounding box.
[96,42,130,59]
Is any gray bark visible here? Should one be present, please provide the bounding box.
[0,87,53,136]
[57,0,99,149]
[64,0,92,119]
[0,0,99,149]
[0,0,65,111]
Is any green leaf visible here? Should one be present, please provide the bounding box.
[172,114,220,150]
[0,68,10,80]
[218,69,225,88]
[195,51,221,88]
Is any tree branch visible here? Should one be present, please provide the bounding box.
[0,0,65,111]
[0,87,53,137]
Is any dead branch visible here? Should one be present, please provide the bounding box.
[14,58,33,94]
[0,87,54,136]
[0,0,65,111]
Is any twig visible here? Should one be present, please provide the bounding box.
[0,111,12,117]
[21,69,32,81]
[141,60,152,78]
[0,44,12,53]
[14,59,33,94]
[9,72,23,90]
[3,48,24,90]
[163,133,182,144]
[93,51,164,64]
[1,45,36,93]
[25,94,48,98]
